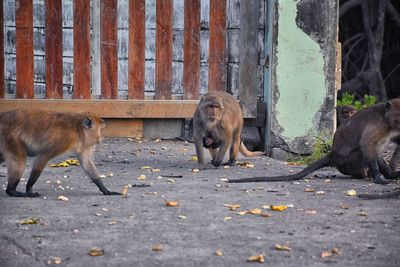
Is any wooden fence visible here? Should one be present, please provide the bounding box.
[1,0,264,137]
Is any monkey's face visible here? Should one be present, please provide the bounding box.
[201,96,224,122]
[82,116,105,145]
[385,99,400,131]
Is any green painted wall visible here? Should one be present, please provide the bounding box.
[268,0,338,157]
[275,1,326,139]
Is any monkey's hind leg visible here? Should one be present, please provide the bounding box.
[226,133,240,166]
[25,155,51,197]
[5,156,30,197]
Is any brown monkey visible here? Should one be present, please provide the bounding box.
[336,105,357,127]
[228,99,400,184]
[0,109,121,197]
[337,105,400,171]
[193,91,264,169]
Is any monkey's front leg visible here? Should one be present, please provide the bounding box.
[77,152,121,195]
[194,134,206,169]
[212,139,231,167]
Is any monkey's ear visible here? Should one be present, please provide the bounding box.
[385,102,392,111]
[82,117,93,129]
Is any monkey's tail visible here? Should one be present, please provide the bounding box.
[228,155,332,183]
[239,142,265,157]
[358,190,400,199]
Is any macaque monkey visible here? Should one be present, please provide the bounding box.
[0,109,121,197]
[336,105,357,127]
[193,91,264,169]
[229,99,400,184]
[337,105,400,171]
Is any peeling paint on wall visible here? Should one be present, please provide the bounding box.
[270,0,337,156]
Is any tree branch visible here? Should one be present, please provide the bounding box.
[339,0,364,19]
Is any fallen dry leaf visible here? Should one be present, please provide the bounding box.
[306,210,317,215]
[192,168,200,173]
[224,217,232,221]
[189,156,198,162]
[274,244,292,252]
[48,257,62,265]
[88,248,104,256]
[248,208,262,215]
[315,191,325,195]
[57,195,69,201]
[224,204,241,211]
[236,161,255,168]
[321,248,341,258]
[340,203,349,209]
[19,217,40,225]
[358,211,368,216]
[152,169,161,172]
[108,221,118,225]
[304,188,315,192]
[138,174,147,180]
[178,215,187,219]
[215,250,223,256]
[247,254,265,263]
[166,201,179,207]
[152,244,163,251]
[121,185,129,197]
[141,166,151,170]
[270,205,288,212]
[346,189,357,196]
[238,211,248,216]
[260,212,272,218]
[166,178,175,183]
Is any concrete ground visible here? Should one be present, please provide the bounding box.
[1,138,400,267]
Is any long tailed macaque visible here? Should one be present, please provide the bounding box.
[337,105,400,171]
[0,109,121,197]
[229,99,400,184]
[193,91,264,169]
[336,105,357,127]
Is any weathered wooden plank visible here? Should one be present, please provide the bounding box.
[91,0,101,96]
[102,119,143,138]
[15,0,34,98]
[208,0,226,92]
[0,99,199,118]
[238,0,259,118]
[45,0,63,99]
[73,0,91,99]
[128,0,145,99]
[0,1,4,98]
[101,0,118,99]
[155,0,172,99]
[183,0,200,100]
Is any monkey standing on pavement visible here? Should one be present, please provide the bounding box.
[0,109,121,197]
[229,99,400,184]
[193,91,264,169]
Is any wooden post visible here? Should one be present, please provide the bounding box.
[45,0,63,99]
[15,0,34,99]
[73,0,91,99]
[183,0,200,100]
[128,0,145,99]
[208,0,226,92]
[238,0,259,117]
[101,0,118,99]
[0,0,4,98]
[155,0,173,100]
[91,0,101,97]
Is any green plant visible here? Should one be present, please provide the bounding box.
[337,93,377,110]
[292,137,332,166]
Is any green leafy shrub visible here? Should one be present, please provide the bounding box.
[337,93,377,110]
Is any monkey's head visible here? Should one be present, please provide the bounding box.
[199,94,224,123]
[81,114,106,145]
[337,105,356,119]
[385,99,400,131]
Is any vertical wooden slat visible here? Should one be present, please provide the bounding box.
[0,0,4,98]
[45,0,63,99]
[238,0,259,117]
[155,0,173,100]
[73,0,91,99]
[91,0,101,96]
[183,0,200,100]
[208,0,227,92]
[15,0,34,99]
[101,0,118,99]
[128,0,145,99]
